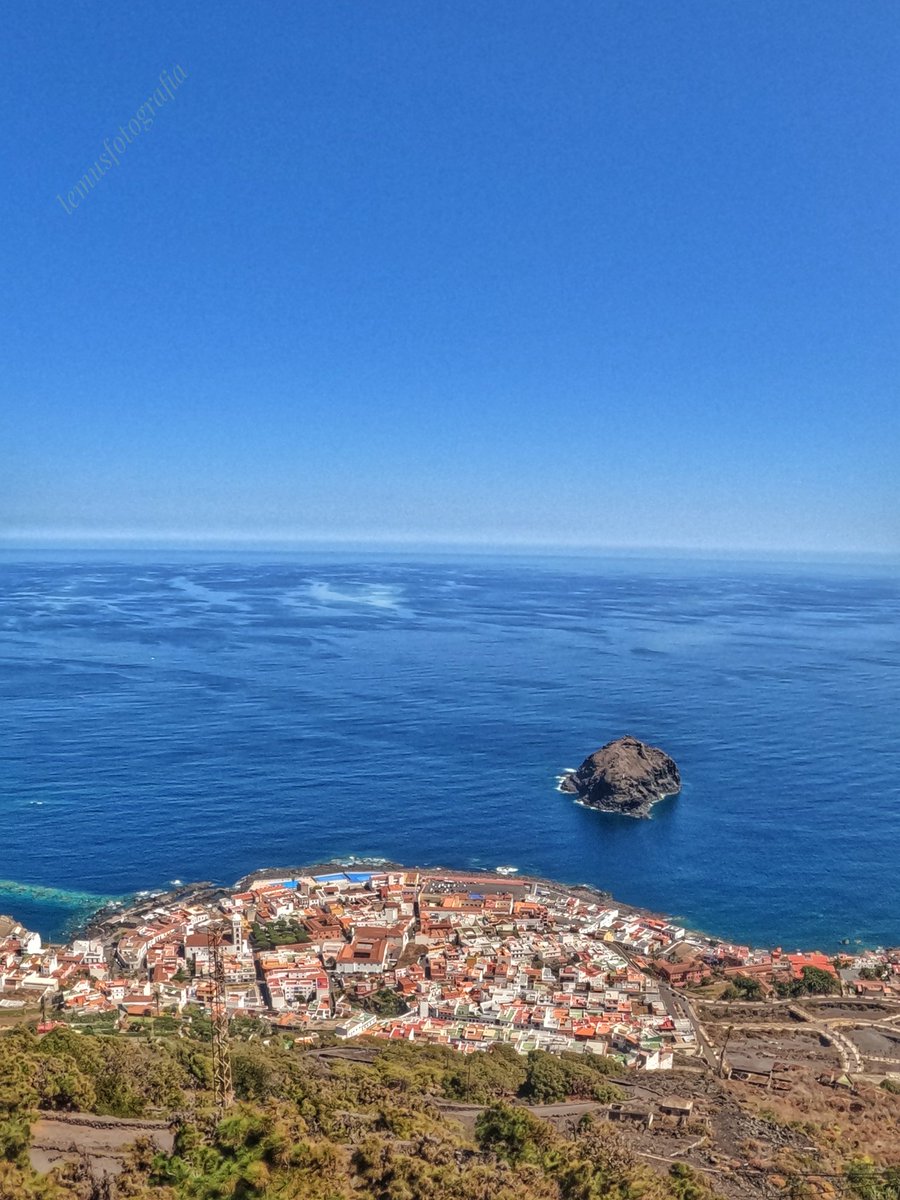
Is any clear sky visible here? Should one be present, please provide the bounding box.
[2,2,898,553]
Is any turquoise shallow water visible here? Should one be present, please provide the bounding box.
[0,879,121,941]
[1,550,898,949]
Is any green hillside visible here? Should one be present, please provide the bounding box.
[2,1020,898,1200]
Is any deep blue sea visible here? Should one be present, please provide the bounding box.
[2,550,898,951]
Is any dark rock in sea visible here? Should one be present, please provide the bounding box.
[560,735,681,818]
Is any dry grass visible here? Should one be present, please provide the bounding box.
[730,1068,900,1169]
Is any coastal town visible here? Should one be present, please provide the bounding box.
[2,865,899,1080]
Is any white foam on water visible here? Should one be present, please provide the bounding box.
[284,580,413,616]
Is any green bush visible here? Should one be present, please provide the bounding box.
[361,987,407,1017]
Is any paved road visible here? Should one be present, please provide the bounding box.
[438,1099,606,1120]
[826,1026,863,1073]
[714,1000,869,1073]
[608,940,718,1071]
[659,981,719,1070]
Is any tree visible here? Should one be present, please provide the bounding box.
[669,1161,719,1200]
[444,1043,527,1103]
[794,966,840,996]
[859,965,888,981]
[475,1101,553,1165]
[31,1054,96,1112]
[523,1052,569,1103]
[363,988,407,1018]
[0,1039,39,1165]
[845,1159,900,1200]
[724,974,762,1000]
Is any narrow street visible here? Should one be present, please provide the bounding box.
[658,981,719,1070]
[610,940,719,1072]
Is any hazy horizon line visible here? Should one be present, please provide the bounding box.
[1,530,898,564]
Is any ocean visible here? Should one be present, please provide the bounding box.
[1,549,898,950]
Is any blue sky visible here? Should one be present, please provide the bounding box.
[2,2,898,553]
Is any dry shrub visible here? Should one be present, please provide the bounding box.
[731,1069,900,1169]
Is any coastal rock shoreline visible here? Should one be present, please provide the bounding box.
[26,857,885,958]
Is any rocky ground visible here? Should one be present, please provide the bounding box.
[559,735,681,817]
[29,1112,175,1177]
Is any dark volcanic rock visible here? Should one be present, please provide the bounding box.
[560,735,681,818]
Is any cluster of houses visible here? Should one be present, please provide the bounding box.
[641,938,900,999]
[1,871,897,1065]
